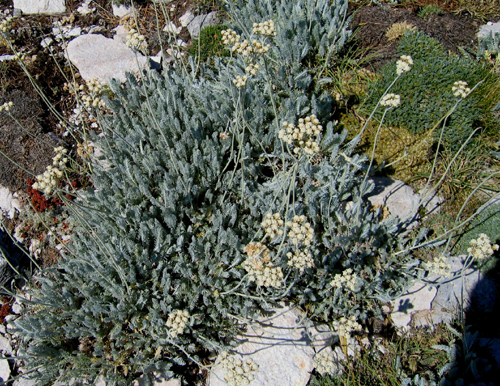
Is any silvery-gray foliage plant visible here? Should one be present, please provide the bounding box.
[13,0,420,384]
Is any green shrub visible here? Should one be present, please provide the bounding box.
[189,25,230,63]
[13,0,421,384]
[418,4,443,18]
[364,31,498,152]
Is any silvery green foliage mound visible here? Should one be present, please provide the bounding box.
[13,1,419,384]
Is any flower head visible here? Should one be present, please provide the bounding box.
[380,93,401,108]
[396,55,413,75]
[467,233,499,260]
[452,80,471,99]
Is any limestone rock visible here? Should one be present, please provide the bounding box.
[0,335,12,355]
[12,376,37,386]
[13,0,65,14]
[478,21,500,40]
[66,34,149,83]
[112,3,134,17]
[390,282,437,328]
[179,11,195,27]
[0,185,21,219]
[209,307,316,386]
[132,374,181,386]
[0,359,10,383]
[420,256,496,326]
[187,12,218,39]
[76,0,95,15]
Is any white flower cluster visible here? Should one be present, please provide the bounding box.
[330,268,361,291]
[32,146,68,194]
[334,316,362,338]
[233,75,248,89]
[424,255,451,278]
[126,28,148,53]
[380,93,401,108]
[0,101,13,112]
[243,242,283,287]
[245,63,260,76]
[278,115,323,156]
[313,351,339,376]
[221,29,271,56]
[468,233,499,260]
[252,20,276,36]
[286,215,314,245]
[396,55,413,75]
[220,352,258,386]
[287,249,314,273]
[221,29,240,46]
[261,213,284,239]
[452,80,471,99]
[0,16,12,33]
[166,309,189,338]
[82,78,106,108]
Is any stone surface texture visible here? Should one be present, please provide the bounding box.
[186,12,218,39]
[13,0,65,14]
[66,34,148,83]
[210,307,317,386]
[0,185,21,218]
[478,21,500,39]
[112,3,134,17]
[391,256,496,328]
[367,177,442,223]
[0,359,10,383]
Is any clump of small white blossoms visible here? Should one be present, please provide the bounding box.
[81,78,106,108]
[261,213,284,239]
[76,141,94,159]
[380,93,401,108]
[330,268,361,291]
[233,75,248,89]
[32,146,68,195]
[424,255,452,278]
[252,20,276,36]
[313,351,339,376]
[126,28,148,54]
[0,16,12,34]
[0,101,13,112]
[221,29,240,46]
[243,242,283,287]
[334,316,362,338]
[287,249,314,273]
[396,55,413,75]
[468,233,499,260]
[251,40,270,54]
[231,39,253,56]
[220,352,259,386]
[452,80,471,99]
[245,63,260,76]
[286,215,314,246]
[166,309,190,338]
[278,115,323,156]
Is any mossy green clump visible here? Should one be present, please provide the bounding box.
[364,31,500,152]
[189,25,231,63]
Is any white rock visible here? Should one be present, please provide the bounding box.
[0,185,21,219]
[11,301,22,315]
[0,325,5,335]
[13,0,65,14]
[68,27,81,37]
[420,256,496,326]
[478,21,500,39]
[0,55,16,61]
[88,26,105,34]
[112,3,134,18]
[209,307,316,386]
[0,335,12,355]
[112,25,129,44]
[76,0,95,15]
[41,36,54,48]
[66,34,149,84]
[0,359,10,383]
[187,12,218,39]
[390,282,437,329]
[179,11,195,27]
[163,21,181,35]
